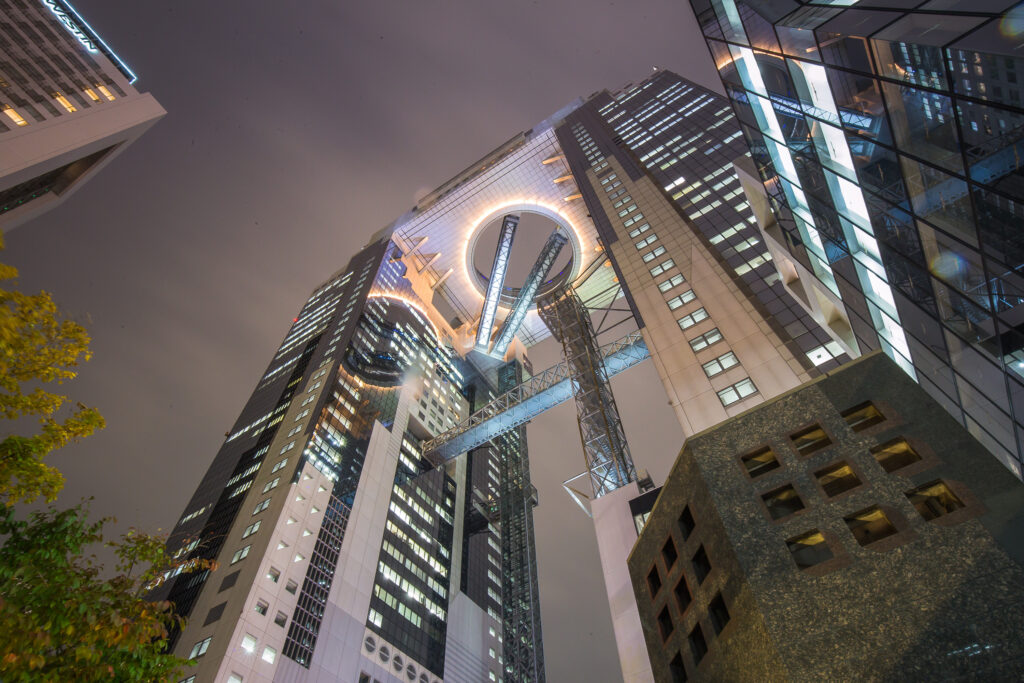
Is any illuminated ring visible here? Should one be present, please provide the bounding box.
[463,202,583,306]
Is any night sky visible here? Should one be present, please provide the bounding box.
[6,2,721,680]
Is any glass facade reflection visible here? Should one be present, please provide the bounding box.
[691,0,1024,476]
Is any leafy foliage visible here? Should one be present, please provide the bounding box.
[0,504,214,682]
[0,237,104,505]
[0,239,214,680]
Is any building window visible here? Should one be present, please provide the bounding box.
[677,307,709,330]
[905,480,965,521]
[790,424,831,456]
[786,530,834,569]
[227,675,243,683]
[844,506,898,546]
[717,378,757,406]
[647,565,663,597]
[708,593,730,635]
[688,623,708,663]
[285,579,298,594]
[841,402,885,431]
[188,636,212,659]
[241,633,257,654]
[762,484,805,520]
[667,290,697,310]
[230,546,251,564]
[740,446,779,478]
[267,567,280,583]
[657,605,674,642]
[275,611,288,627]
[701,351,739,377]
[674,576,691,613]
[262,646,277,664]
[814,461,861,497]
[242,520,261,538]
[642,245,666,262]
[263,477,280,493]
[271,458,288,473]
[689,327,723,352]
[253,498,271,515]
[678,506,695,540]
[871,438,922,472]
[203,602,226,626]
[691,545,711,585]
[662,537,678,568]
[254,600,269,616]
[658,273,686,292]
[650,258,676,277]
[2,106,28,127]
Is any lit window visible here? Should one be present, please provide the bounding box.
[266,567,280,583]
[254,600,268,616]
[761,484,804,520]
[84,88,101,102]
[677,307,709,330]
[689,327,723,352]
[871,438,922,472]
[262,477,280,493]
[814,462,861,497]
[739,446,779,478]
[261,646,276,664]
[230,545,251,564]
[2,106,28,127]
[252,498,271,515]
[97,85,116,100]
[188,636,212,659]
[787,530,834,569]
[271,459,288,473]
[702,351,739,377]
[905,480,965,521]
[53,93,76,113]
[658,273,686,292]
[240,633,257,654]
[841,402,885,432]
[667,290,696,310]
[227,675,243,683]
[241,520,261,538]
[790,424,831,456]
[845,506,898,546]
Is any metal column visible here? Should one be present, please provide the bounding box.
[539,288,637,498]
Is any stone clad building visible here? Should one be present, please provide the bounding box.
[628,352,1024,681]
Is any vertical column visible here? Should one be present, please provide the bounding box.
[539,289,637,497]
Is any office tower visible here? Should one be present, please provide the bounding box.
[0,0,164,230]
[160,68,940,683]
[627,351,1024,681]
[690,0,1024,477]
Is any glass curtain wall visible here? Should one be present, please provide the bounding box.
[690,0,1024,475]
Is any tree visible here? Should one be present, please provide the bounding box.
[0,504,214,682]
[0,239,214,681]
[0,235,103,505]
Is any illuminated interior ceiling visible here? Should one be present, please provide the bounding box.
[390,124,618,348]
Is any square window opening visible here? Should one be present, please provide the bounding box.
[786,529,834,569]
[791,424,832,456]
[740,446,780,478]
[871,438,922,472]
[841,401,885,431]
[762,484,805,520]
[814,461,862,497]
[844,506,898,546]
[905,480,965,521]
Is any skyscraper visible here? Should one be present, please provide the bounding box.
[689,0,1024,478]
[162,65,994,683]
[0,0,164,230]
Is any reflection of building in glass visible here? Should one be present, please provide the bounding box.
[689,0,1024,477]
[0,0,164,230]
[627,351,1024,681]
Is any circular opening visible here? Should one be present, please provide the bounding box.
[466,207,580,306]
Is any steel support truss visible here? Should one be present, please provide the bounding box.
[490,230,568,357]
[421,330,649,462]
[476,214,519,349]
[538,288,638,498]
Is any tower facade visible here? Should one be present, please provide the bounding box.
[690,0,1024,477]
[0,0,164,230]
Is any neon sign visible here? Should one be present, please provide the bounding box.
[40,0,137,83]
